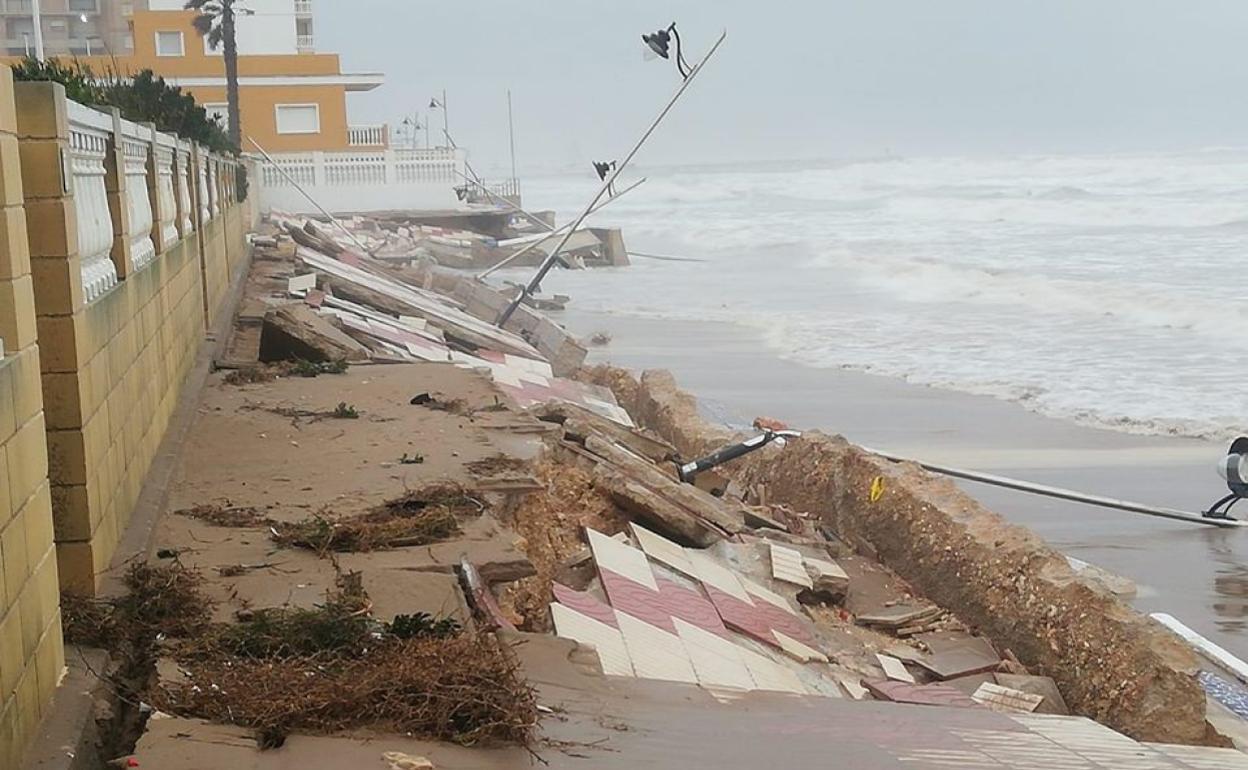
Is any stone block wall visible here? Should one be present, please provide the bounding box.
[0,69,64,770]
[14,79,246,597]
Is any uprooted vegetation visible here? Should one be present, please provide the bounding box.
[175,502,274,528]
[222,359,350,386]
[67,561,538,754]
[272,481,483,553]
[497,461,626,631]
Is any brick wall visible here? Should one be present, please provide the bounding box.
[13,80,247,599]
[0,68,64,769]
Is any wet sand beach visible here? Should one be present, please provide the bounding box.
[561,308,1248,660]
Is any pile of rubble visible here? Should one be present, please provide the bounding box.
[279,210,628,272]
[520,402,1074,713]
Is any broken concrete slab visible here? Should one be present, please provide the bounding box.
[972,682,1045,713]
[863,679,982,709]
[994,673,1071,715]
[594,468,725,548]
[533,400,676,464]
[856,604,942,630]
[260,303,372,363]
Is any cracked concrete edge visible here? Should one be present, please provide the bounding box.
[24,647,110,770]
[579,364,1212,747]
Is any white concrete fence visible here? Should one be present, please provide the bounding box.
[252,147,468,214]
[347,124,387,147]
[66,98,239,305]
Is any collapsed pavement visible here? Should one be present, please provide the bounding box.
[60,215,1248,768]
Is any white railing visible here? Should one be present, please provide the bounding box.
[294,0,312,14]
[67,102,118,303]
[325,152,386,185]
[296,34,314,51]
[347,124,386,147]
[208,159,220,217]
[175,140,194,235]
[394,148,458,184]
[254,147,466,213]
[197,152,212,222]
[119,117,156,273]
[467,177,521,203]
[152,129,179,251]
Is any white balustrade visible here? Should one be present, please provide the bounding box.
[119,117,156,273]
[294,0,312,14]
[208,160,220,217]
[253,147,466,213]
[197,152,212,222]
[67,101,118,303]
[175,141,194,234]
[325,153,386,186]
[152,130,178,250]
[347,124,386,147]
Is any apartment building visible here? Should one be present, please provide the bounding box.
[1,0,385,152]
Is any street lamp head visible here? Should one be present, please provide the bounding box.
[642,24,674,59]
[429,98,441,109]
[592,161,614,181]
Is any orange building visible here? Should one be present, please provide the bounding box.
[1,0,385,153]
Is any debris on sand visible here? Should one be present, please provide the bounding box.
[272,483,482,553]
[587,331,612,346]
[174,503,273,528]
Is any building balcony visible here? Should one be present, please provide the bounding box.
[3,0,31,13]
[295,0,313,16]
[296,33,314,52]
[348,124,388,148]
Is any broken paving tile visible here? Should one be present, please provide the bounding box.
[552,583,618,629]
[673,617,754,691]
[772,630,829,664]
[599,568,676,633]
[876,654,916,684]
[740,576,800,617]
[863,678,982,708]
[769,543,813,589]
[587,528,658,590]
[550,603,635,677]
[972,682,1045,714]
[857,604,941,630]
[655,576,729,638]
[913,646,1002,681]
[686,548,752,603]
[994,673,1070,716]
[630,521,696,577]
[615,610,698,684]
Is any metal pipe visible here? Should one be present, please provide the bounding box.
[477,177,647,279]
[496,30,728,327]
[866,447,1244,528]
[247,137,374,256]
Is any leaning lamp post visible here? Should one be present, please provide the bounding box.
[495,25,726,327]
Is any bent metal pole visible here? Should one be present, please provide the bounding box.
[477,177,648,279]
[865,447,1245,529]
[496,30,728,327]
[247,137,375,256]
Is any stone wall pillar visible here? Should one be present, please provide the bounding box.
[103,107,133,280]
[1,69,66,768]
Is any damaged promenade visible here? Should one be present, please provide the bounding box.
[53,218,1248,769]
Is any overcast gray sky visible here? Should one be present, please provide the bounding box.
[319,1,1248,174]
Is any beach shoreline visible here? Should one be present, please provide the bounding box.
[556,307,1248,659]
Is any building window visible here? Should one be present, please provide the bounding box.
[203,103,228,126]
[155,30,184,57]
[275,104,320,135]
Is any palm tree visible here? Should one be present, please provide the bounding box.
[184,0,245,151]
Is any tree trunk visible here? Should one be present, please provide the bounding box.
[222,3,241,151]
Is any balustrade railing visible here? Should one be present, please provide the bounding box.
[152,129,178,250]
[118,116,156,273]
[67,101,118,303]
[348,124,387,147]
